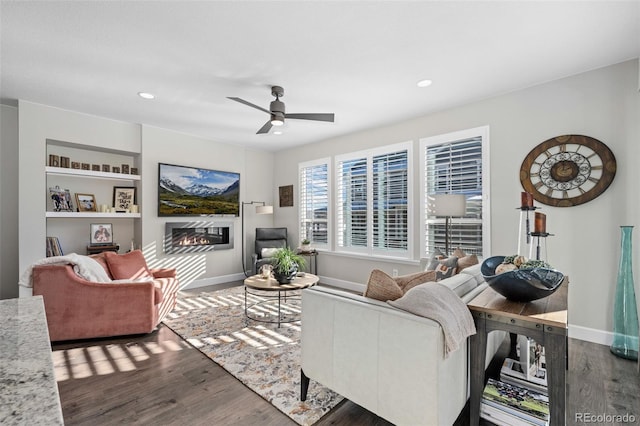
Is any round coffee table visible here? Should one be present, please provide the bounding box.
[243,273,319,327]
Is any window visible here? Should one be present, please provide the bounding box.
[336,142,412,257]
[420,127,489,257]
[299,159,330,249]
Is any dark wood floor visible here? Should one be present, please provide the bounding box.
[52,294,640,425]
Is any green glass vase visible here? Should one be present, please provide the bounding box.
[610,226,639,360]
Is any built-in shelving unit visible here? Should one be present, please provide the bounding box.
[45,139,142,255]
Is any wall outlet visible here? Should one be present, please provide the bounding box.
[392,269,399,277]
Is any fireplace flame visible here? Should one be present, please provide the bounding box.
[177,235,212,246]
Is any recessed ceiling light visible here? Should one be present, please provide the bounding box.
[417,79,433,88]
[273,131,283,135]
[138,92,155,99]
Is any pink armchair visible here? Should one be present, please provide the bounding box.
[32,250,179,342]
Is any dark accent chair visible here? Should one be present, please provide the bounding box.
[252,227,288,275]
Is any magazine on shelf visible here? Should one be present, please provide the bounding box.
[482,378,550,425]
[481,401,543,426]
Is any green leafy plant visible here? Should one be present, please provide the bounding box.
[272,246,306,275]
[301,238,311,245]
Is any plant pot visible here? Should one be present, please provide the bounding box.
[274,267,297,284]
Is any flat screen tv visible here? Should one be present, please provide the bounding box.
[158,163,240,216]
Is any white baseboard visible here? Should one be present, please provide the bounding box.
[182,272,246,290]
[569,324,614,346]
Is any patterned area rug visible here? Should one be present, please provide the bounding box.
[162,285,343,426]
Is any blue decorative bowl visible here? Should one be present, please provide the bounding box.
[481,256,565,302]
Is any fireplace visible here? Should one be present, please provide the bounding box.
[164,221,234,254]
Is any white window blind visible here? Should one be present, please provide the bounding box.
[337,143,411,257]
[373,150,408,251]
[299,160,329,248]
[424,135,484,256]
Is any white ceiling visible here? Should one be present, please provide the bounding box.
[1,1,639,152]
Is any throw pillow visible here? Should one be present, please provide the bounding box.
[363,269,404,302]
[425,247,446,271]
[457,254,479,273]
[452,247,466,258]
[104,250,153,280]
[432,256,458,280]
[261,247,281,258]
[89,253,113,278]
[394,270,437,293]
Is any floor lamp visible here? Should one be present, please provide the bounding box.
[241,201,273,277]
[429,194,466,255]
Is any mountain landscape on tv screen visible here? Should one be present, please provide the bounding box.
[159,173,240,216]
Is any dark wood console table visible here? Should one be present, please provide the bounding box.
[468,278,568,425]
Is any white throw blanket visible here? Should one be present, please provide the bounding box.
[388,282,476,357]
[19,253,111,288]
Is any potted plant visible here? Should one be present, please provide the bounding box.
[272,247,306,284]
[300,238,312,252]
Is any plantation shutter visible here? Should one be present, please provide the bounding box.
[299,161,329,248]
[373,149,408,251]
[424,137,483,255]
[336,157,368,249]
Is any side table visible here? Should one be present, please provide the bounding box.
[296,250,318,275]
[467,278,568,425]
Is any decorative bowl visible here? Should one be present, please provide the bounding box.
[481,256,565,302]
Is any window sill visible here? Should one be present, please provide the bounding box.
[321,250,420,266]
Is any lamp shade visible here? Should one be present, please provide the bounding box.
[429,194,466,217]
[256,205,273,215]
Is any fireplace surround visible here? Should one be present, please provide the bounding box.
[164,221,234,254]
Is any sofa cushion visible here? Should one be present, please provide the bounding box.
[458,263,484,286]
[363,269,404,301]
[89,253,113,279]
[261,247,281,258]
[104,250,153,280]
[394,270,437,293]
[438,273,478,298]
[427,256,458,280]
[457,254,479,273]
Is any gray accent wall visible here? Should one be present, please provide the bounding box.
[1,105,19,299]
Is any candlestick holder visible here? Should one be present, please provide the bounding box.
[516,206,538,256]
[529,231,553,262]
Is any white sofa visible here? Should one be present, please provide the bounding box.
[300,264,506,426]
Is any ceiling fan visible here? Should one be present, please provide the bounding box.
[228,86,335,134]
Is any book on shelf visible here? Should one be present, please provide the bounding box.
[46,236,63,257]
[517,335,546,380]
[481,378,549,426]
[501,358,548,394]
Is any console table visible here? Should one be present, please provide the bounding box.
[0,296,63,425]
[468,278,568,426]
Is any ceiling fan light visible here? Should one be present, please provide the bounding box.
[270,114,284,126]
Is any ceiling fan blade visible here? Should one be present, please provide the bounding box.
[285,113,335,122]
[256,120,273,134]
[227,97,271,115]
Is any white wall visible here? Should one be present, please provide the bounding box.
[139,125,275,289]
[1,105,19,299]
[17,101,141,296]
[273,60,640,341]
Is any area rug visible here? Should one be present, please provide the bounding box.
[162,285,343,426]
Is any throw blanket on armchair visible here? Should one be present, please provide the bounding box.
[19,253,111,288]
[388,282,476,357]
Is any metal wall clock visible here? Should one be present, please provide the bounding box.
[520,134,617,207]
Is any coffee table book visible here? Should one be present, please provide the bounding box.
[481,378,549,426]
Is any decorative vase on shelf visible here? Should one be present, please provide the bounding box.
[610,226,639,360]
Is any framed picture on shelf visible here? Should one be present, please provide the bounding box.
[90,223,113,245]
[75,193,97,212]
[113,186,136,211]
[49,186,74,212]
